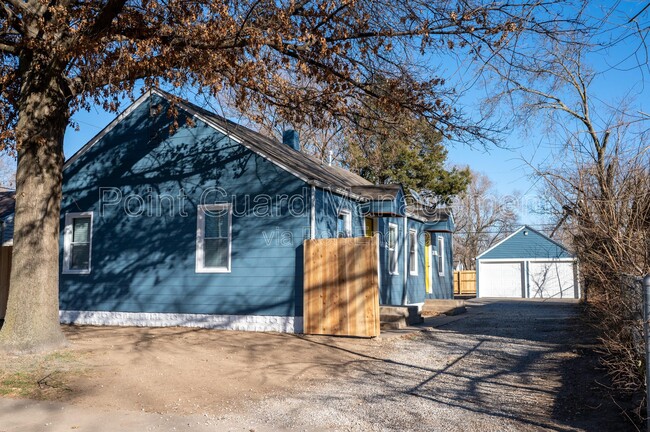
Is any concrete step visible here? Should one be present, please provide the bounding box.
[379,306,409,317]
[380,321,405,330]
[380,313,407,323]
[422,299,467,316]
[380,305,423,328]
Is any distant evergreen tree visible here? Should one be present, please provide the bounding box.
[344,96,469,204]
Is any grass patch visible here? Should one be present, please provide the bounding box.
[0,349,82,400]
[0,372,33,397]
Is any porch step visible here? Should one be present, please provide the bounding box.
[422,299,467,316]
[379,305,423,330]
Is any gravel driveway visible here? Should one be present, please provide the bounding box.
[238,299,626,431]
[1,299,629,431]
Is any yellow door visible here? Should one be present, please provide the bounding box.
[364,217,375,237]
[425,232,432,294]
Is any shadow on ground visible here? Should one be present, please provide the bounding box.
[289,299,633,431]
[0,301,635,431]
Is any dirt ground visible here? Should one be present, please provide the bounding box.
[2,326,388,415]
[0,300,635,431]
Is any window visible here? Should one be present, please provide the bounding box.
[196,204,232,273]
[337,210,352,238]
[63,212,93,274]
[388,223,398,275]
[437,236,445,276]
[409,229,418,275]
[364,217,375,238]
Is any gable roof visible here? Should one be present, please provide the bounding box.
[66,89,372,195]
[476,225,573,260]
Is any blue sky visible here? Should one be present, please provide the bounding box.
[443,1,650,225]
[61,1,649,227]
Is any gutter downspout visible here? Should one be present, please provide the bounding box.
[402,215,408,305]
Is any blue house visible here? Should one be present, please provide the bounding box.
[476,225,579,299]
[4,89,455,332]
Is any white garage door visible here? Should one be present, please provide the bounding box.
[479,262,523,297]
[529,261,576,299]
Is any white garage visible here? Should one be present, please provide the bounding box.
[476,226,579,299]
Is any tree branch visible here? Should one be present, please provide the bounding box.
[0,41,16,53]
[86,0,128,38]
[2,0,29,13]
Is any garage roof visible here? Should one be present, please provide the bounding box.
[477,225,574,260]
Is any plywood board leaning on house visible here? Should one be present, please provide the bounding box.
[303,235,380,337]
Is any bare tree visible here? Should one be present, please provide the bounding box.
[481,7,650,417]
[486,34,650,280]
[451,170,518,270]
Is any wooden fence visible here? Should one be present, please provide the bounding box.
[0,246,12,319]
[453,270,476,297]
[303,235,380,337]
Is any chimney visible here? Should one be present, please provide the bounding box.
[282,129,300,151]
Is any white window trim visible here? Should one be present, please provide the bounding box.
[196,203,232,273]
[409,229,418,276]
[337,209,352,238]
[63,211,93,275]
[438,236,445,277]
[388,223,399,275]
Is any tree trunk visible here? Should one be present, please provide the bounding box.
[0,83,68,353]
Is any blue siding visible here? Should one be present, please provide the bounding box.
[311,196,453,305]
[58,93,456,320]
[406,218,426,304]
[375,216,405,305]
[61,95,309,317]
[314,189,407,304]
[429,231,454,299]
[2,213,13,245]
[314,188,366,238]
[404,217,455,303]
[479,226,572,260]
[423,218,453,232]
[364,188,406,216]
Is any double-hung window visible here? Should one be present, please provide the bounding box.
[409,229,418,276]
[63,212,93,274]
[196,204,232,273]
[388,223,398,275]
[437,236,445,276]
